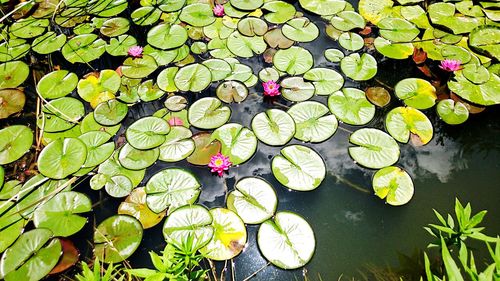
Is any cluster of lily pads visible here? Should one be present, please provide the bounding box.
[0,0,499,279]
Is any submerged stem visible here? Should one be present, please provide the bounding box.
[242,262,271,281]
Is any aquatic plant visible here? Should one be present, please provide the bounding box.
[208,152,232,176]
[439,59,462,72]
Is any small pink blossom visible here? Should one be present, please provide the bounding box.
[208,152,232,176]
[439,59,461,72]
[262,80,280,97]
[128,46,143,58]
[168,117,183,126]
[213,4,224,17]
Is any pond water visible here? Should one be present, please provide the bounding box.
[5,0,498,280]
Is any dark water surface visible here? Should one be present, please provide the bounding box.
[34,0,500,280]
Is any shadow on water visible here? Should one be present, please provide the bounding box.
[14,0,496,280]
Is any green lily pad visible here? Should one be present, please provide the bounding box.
[78,131,115,168]
[0,205,25,254]
[304,68,344,96]
[338,32,364,51]
[158,126,195,162]
[106,34,138,56]
[378,17,419,42]
[61,34,106,63]
[238,17,268,36]
[227,31,266,58]
[272,145,326,191]
[348,128,400,169]
[174,63,212,92]
[202,59,232,82]
[288,101,338,143]
[10,16,49,38]
[227,177,277,224]
[428,2,481,35]
[462,64,490,85]
[33,191,92,237]
[259,67,280,82]
[225,62,253,82]
[264,28,294,49]
[137,80,165,102]
[180,3,215,27]
[97,153,146,187]
[105,175,133,198]
[187,97,231,129]
[131,7,161,25]
[37,137,87,179]
[163,204,214,252]
[147,24,188,50]
[186,132,221,165]
[385,107,433,145]
[341,53,377,81]
[231,0,263,10]
[280,77,315,102]
[93,99,128,126]
[0,39,30,62]
[100,17,130,37]
[299,0,346,15]
[374,37,414,59]
[251,109,296,146]
[118,143,159,170]
[258,211,315,269]
[359,0,394,25]
[282,17,319,42]
[436,99,469,125]
[469,25,500,60]
[441,45,471,64]
[0,61,29,89]
[0,89,25,119]
[126,116,170,150]
[80,113,121,136]
[372,166,414,206]
[122,55,158,79]
[37,70,78,99]
[118,187,166,229]
[32,32,67,54]
[211,123,258,165]
[448,72,500,106]
[157,67,179,93]
[0,125,32,164]
[216,81,248,103]
[77,70,121,108]
[199,208,247,261]
[273,46,314,75]
[94,215,143,263]
[330,11,366,31]
[145,168,201,213]
[324,48,345,63]
[395,78,437,109]
[328,88,375,125]
[262,1,296,24]
[365,87,391,107]
[0,228,61,281]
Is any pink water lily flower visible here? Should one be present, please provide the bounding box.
[128,46,143,58]
[168,117,183,126]
[262,80,280,97]
[439,59,461,72]
[208,152,232,176]
[213,4,224,17]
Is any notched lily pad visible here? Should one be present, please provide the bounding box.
[372,166,414,206]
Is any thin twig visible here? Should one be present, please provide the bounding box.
[333,174,371,194]
[242,262,270,281]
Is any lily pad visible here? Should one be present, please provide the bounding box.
[211,123,258,165]
[180,3,215,27]
[374,37,414,59]
[186,132,222,165]
[238,17,268,36]
[202,59,232,82]
[147,24,188,50]
[105,175,133,198]
[304,68,344,96]
[94,99,128,126]
[33,191,92,237]
[163,205,214,252]
[385,107,434,145]
[251,109,296,146]
[324,48,345,63]
[106,35,138,56]
[273,46,314,75]
[158,126,195,162]
[145,168,201,213]
[338,32,364,51]
[126,116,170,150]
[37,70,78,99]
[341,53,377,81]
[280,77,315,102]
[272,145,326,191]
[32,32,67,54]
[372,166,414,206]
[0,61,29,89]
[0,39,30,62]
[282,17,319,42]
[78,131,115,168]
[94,215,143,263]
[462,64,490,85]
[227,177,277,224]
[378,17,419,42]
[61,34,106,63]
[365,87,391,107]
[100,17,130,37]
[118,143,159,170]
[448,72,500,106]
[469,25,500,60]
[299,0,346,15]
[262,1,296,24]
[436,99,469,125]
[331,11,366,31]
[328,88,375,125]
[187,97,231,129]
[359,0,394,25]
[264,28,294,49]
[118,187,166,229]
[231,0,263,11]
[288,101,338,143]
[174,63,212,92]
[0,228,61,281]
[77,70,121,108]
[227,31,266,58]
[121,55,158,79]
[258,211,315,269]
[0,89,25,119]
[348,128,400,169]
[199,208,247,261]
[258,67,280,82]
[0,125,33,165]
[37,137,87,179]
[395,78,437,109]
[216,81,248,103]
[97,153,146,187]
[81,113,121,136]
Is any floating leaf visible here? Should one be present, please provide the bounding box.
[118,143,159,170]
[78,131,114,168]
[258,211,315,269]
[97,153,145,187]
[200,208,247,261]
[188,97,231,129]
[365,87,391,107]
[81,113,121,136]
[145,168,201,213]
[251,109,295,146]
[374,37,414,59]
[469,25,500,60]
[282,17,319,42]
[163,205,213,252]
[94,215,143,263]
[324,48,345,62]
[348,128,400,169]
[328,88,375,125]
[174,63,212,92]
[147,24,188,50]
[273,46,314,75]
[238,17,268,36]
[0,89,25,119]
[186,132,221,165]
[262,1,295,24]
[158,126,195,162]
[121,55,158,79]
[372,166,414,206]
[180,3,215,27]
[395,78,437,109]
[288,101,338,143]
[377,17,419,42]
[272,145,325,191]
[118,187,166,229]
[299,0,346,15]
[330,11,366,31]
[33,191,92,237]
[100,17,130,37]
[0,61,29,89]
[448,72,500,106]
[77,70,121,108]
[62,34,106,63]
[105,174,133,198]
[341,53,377,81]
[211,123,257,165]
[462,63,490,85]
[231,0,263,11]
[264,28,294,49]
[202,59,232,82]
[126,116,170,150]
[428,2,481,35]
[37,70,78,99]
[385,107,433,145]
[0,39,30,62]
[32,32,67,54]
[227,31,266,58]
[304,68,344,96]
[216,81,248,103]
[10,16,49,38]
[37,137,87,179]
[436,99,469,125]
[359,0,394,24]
[280,77,315,102]
[258,67,280,82]
[338,32,364,51]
